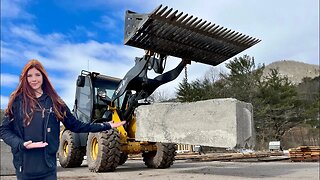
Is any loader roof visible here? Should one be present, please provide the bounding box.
[124,5,260,66]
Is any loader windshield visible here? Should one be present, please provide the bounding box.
[92,79,125,108]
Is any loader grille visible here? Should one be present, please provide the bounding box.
[124,5,260,66]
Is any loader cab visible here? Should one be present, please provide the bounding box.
[74,71,122,123]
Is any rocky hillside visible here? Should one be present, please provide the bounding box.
[263,60,319,84]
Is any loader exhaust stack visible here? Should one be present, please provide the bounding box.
[124,4,260,66]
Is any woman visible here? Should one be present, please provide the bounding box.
[0,59,125,179]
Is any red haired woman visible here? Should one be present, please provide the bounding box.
[0,59,125,180]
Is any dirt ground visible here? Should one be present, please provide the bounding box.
[1,158,319,180]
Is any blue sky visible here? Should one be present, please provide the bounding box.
[1,0,319,109]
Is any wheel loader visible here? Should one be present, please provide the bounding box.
[58,4,260,172]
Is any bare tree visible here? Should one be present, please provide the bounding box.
[203,66,228,84]
[150,89,170,102]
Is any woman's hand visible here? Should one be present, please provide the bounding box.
[23,140,48,149]
[108,121,126,128]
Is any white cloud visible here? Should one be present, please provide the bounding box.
[94,15,119,30]
[34,41,141,75]
[47,75,78,108]
[68,26,97,39]
[1,43,26,64]
[1,0,33,19]
[1,96,9,109]
[57,0,149,11]
[10,25,65,46]
[1,73,19,88]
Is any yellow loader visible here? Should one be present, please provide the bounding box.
[58,4,260,172]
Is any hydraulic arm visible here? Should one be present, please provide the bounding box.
[112,53,188,120]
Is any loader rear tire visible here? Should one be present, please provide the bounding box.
[86,129,121,172]
[58,130,85,168]
[142,142,177,168]
[118,153,128,165]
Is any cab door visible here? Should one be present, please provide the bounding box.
[74,76,94,123]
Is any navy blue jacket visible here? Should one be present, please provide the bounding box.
[0,94,111,177]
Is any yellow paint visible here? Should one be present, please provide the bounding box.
[63,141,68,157]
[127,116,136,138]
[107,105,156,154]
[59,125,65,140]
[120,141,157,154]
[91,137,98,160]
[109,105,128,143]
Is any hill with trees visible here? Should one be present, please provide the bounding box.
[263,60,319,84]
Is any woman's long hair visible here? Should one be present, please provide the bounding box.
[5,59,67,126]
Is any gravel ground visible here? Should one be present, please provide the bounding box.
[1,159,319,180]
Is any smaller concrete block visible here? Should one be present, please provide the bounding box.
[135,98,255,148]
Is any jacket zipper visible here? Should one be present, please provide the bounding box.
[44,107,52,142]
[44,105,53,167]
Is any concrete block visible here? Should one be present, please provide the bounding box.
[135,98,255,148]
[1,140,16,176]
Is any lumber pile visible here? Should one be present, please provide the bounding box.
[288,146,320,162]
[128,151,292,162]
[175,152,270,161]
[270,151,284,156]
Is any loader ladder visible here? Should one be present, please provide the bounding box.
[124,4,260,66]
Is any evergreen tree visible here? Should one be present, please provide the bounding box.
[222,55,264,102]
[296,76,320,128]
[176,55,264,102]
[176,78,193,102]
[255,69,302,142]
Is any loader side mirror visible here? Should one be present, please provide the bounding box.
[77,75,85,87]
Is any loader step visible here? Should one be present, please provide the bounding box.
[124,5,260,66]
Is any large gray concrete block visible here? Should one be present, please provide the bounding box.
[135,98,255,148]
[1,140,16,176]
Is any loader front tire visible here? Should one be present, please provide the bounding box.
[118,153,128,165]
[86,129,121,172]
[58,130,85,168]
[142,142,177,168]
